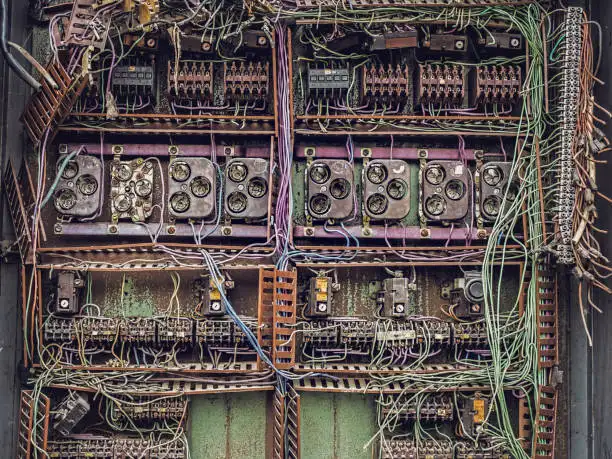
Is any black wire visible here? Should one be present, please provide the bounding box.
[0,0,41,91]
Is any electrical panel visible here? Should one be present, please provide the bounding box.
[10,1,606,457]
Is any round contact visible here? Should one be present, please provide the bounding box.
[171,161,192,182]
[425,194,446,216]
[55,189,77,210]
[367,193,388,215]
[445,179,465,201]
[190,176,212,198]
[309,163,331,184]
[135,179,152,198]
[76,174,98,196]
[387,179,408,200]
[247,177,268,198]
[309,194,331,215]
[329,178,350,200]
[170,191,191,213]
[366,163,388,184]
[482,165,504,187]
[227,162,248,183]
[227,191,248,213]
[61,160,79,180]
[425,164,445,185]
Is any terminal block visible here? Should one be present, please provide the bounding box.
[307,64,350,101]
[54,154,103,219]
[168,157,216,220]
[361,64,410,107]
[363,160,411,220]
[113,396,186,422]
[118,317,157,343]
[301,320,339,347]
[195,319,234,346]
[454,322,489,350]
[421,160,471,222]
[418,64,466,107]
[223,61,269,103]
[307,159,354,221]
[474,65,522,106]
[157,317,193,345]
[382,393,454,422]
[110,158,155,222]
[44,317,76,342]
[48,437,185,459]
[167,61,213,101]
[339,319,376,348]
[456,441,510,459]
[381,438,453,459]
[79,317,120,343]
[111,63,155,100]
[224,158,270,219]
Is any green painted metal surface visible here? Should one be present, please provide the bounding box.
[188,393,268,459]
[300,392,377,459]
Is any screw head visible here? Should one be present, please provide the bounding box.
[395,304,405,313]
[224,147,233,156]
[201,42,211,51]
[54,223,63,234]
[420,228,430,238]
[317,302,327,312]
[167,226,176,235]
[211,301,221,311]
[59,299,69,309]
[363,228,372,236]
[222,227,232,236]
[305,228,315,236]
[455,40,465,50]
[477,229,487,239]
[510,37,520,48]
[113,145,122,154]
[168,145,179,155]
[108,225,118,234]
[257,36,267,46]
[146,38,156,48]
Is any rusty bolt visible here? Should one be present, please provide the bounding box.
[477,229,487,239]
[420,228,430,238]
